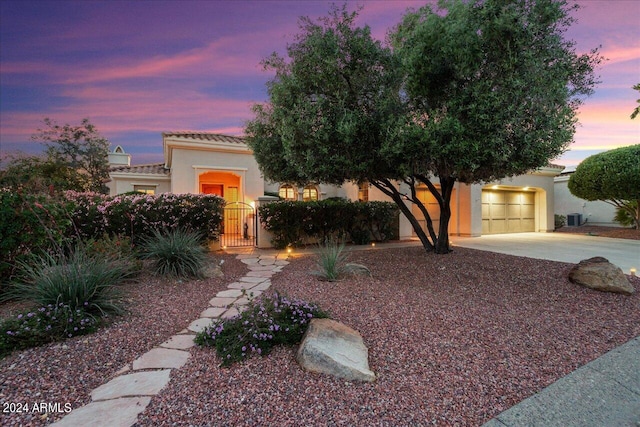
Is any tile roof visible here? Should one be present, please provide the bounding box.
[109,163,170,175]
[162,131,245,145]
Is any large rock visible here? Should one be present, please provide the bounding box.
[568,257,635,295]
[297,318,376,382]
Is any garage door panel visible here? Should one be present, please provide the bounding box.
[482,189,535,234]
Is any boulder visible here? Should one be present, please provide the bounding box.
[568,257,635,295]
[297,318,376,382]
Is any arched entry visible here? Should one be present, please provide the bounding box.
[222,202,257,247]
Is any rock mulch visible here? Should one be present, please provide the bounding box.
[47,252,289,427]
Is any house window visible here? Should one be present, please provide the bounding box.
[303,185,318,202]
[358,182,369,202]
[134,185,156,195]
[279,184,297,201]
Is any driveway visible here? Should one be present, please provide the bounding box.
[451,232,640,274]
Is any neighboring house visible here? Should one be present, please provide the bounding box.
[554,170,619,227]
[108,132,564,247]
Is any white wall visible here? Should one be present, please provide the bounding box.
[554,175,619,227]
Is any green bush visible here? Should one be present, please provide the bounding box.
[312,239,349,282]
[0,190,72,285]
[64,191,225,244]
[554,214,566,229]
[0,303,100,358]
[258,199,398,249]
[614,201,638,228]
[195,292,328,366]
[6,246,135,316]
[141,228,209,279]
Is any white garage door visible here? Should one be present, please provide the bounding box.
[482,190,535,234]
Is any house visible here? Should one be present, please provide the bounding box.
[554,170,619,227]
[108,132,564,247]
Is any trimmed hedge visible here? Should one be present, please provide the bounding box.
[64,191,225,244]
[258,199,398,249]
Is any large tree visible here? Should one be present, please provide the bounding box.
[568,145,640,229]
[32,118,111,194]
[246,1,601,253]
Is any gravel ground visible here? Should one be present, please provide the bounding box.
[554,225,640,240]
[134,246,640,427]
[0,253,245,427]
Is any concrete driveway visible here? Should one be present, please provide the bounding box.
[451,232,640,274]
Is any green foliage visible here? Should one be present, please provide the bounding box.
[0,190,72,284]
[312,239,350,282]
[6,246,135,316]
[141,228,209,279]
[569,145,640,228]
[614,201,638,229]
[554,214,566,229]
[246,1,601,254]
[0,154,88,195]
[631,83,640,120]
[194,292,328,366]
[258,199,398,249]
[1,304,100,358]
[64,191,225,244]
[32,118,111,194]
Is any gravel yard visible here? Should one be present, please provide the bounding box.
[1,246,639,426]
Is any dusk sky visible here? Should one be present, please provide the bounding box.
[1,0,638,169]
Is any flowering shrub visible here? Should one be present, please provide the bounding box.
[64,191,225,244]
[0,303,100,358]
[194,292,329,366]
[0,189,72,284]
[258,199,398,248]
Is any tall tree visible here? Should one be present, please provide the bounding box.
[631,83,640,119]
[391,0,601,252]
[568,145,640,229]
[0,154,87,195]
[246,1,601,254]
[32,118,111,194]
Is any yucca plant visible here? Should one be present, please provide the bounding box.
[311,238,370,282]
[141,228,209,279]
[6,246,135,316]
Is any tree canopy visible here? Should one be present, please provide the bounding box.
[568,144,640,229]
[246,1,601,253]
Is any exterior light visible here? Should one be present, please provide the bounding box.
[492,185,499,189]
[371,242,376,247]
[523,186,530,191]
[631,268,637,276]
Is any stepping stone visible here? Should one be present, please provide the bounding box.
[133,348,190,370]
[275,260,290,266]
[259,255,276,260]
[240,258,260,265]
[208,296,237,307]
[200,307,227,318]
[252,281,271,291]
[227,281,257,290]
[247,265,278,271]
[239,276,267,283]
[114,364,131,376]
[258,259,276,266]
[91,370,171,401]
[160,334,196,350]
[216,289,244,298]
[236,254,258,259]
[246,271,275,278]
[234,297,251,306]
[221,307,240,319]
[50,396,151,427]
[188,318,213,333]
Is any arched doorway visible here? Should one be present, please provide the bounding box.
[222,201,257,247]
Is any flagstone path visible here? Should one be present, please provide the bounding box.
[51,251,289,427]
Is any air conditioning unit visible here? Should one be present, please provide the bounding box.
[567,213,582,226]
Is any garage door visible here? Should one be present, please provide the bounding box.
[482,190,535,234]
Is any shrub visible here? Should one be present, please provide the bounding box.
[194,292,328,366]
[554,214,566,230]
[141,228,209,279]
[5,246,135,316]
[258,199,398,249]
[0,190,72,284]
[312,239,350,281]
[614,201,638,228]
[0,303,100,358]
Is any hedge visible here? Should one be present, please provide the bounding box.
[258,199,398,248]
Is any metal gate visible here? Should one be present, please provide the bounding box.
[221,202,257,247]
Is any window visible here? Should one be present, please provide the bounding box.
[303,185,318,202]
[358,182,369,202]
[279,184,297,201]
[134,185,155,195]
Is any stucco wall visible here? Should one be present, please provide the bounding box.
[554,175,618,227]
[107,176,171,196]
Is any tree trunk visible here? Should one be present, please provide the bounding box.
[434,177,455,254]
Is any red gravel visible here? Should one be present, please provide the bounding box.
[2,247,638,426]
[554,225,640,240]
[135,247,640,427]
[0,253,245,427]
